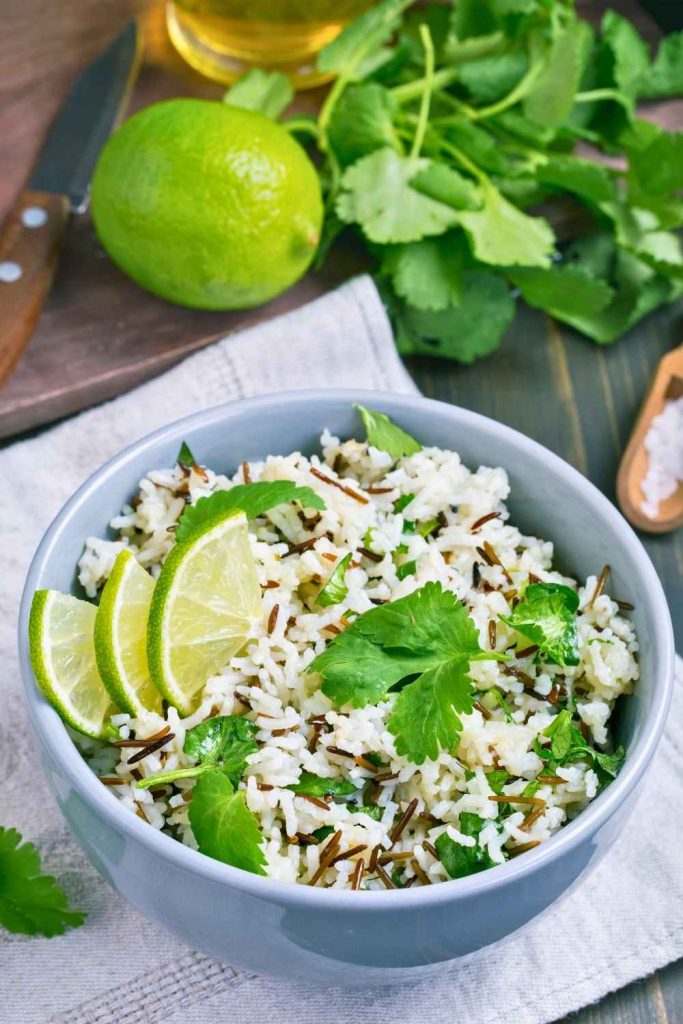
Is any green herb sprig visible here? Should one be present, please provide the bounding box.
[309,581,507,764]
[135,715,267,875]
[0,827,86,937]
[229,1,683,362]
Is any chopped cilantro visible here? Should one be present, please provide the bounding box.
[353,804,385,821]
[535,709,625,783]
[417,517,440,537]
[490,688,514,723]
[288,771,357,798]
[317,552,353,608]
[485,769,509,795]
[435,813,497,878]
[501,582,579,666]
[396,559,417,581]
[311,825,335,843]
[394,493,416,513]
[0,827,86,937]
[175,481,326,542]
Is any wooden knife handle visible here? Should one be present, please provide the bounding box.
[0,188,70,388]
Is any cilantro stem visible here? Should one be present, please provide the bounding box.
[409,25,435,161]
[392,65,460,105]
[573,88,632,108]
[391,31,507,105]
[135,765,207,789]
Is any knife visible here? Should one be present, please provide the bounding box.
[0,20,141,388]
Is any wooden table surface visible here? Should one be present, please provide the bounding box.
[2,1,681,1019]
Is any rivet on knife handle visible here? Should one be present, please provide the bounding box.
[0,188,69,388]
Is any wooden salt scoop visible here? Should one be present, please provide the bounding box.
[616,345,683,534]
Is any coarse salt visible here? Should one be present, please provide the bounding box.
[640,396,683,519]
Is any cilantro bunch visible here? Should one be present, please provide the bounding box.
[225,0,683,362]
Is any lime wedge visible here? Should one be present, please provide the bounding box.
[147,508,261,715]
[29,590,118,739]
[95,550,161,716]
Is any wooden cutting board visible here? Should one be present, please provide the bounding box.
[0,0,680,440]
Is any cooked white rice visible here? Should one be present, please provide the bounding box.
[78,430,639,889]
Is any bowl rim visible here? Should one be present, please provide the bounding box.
[18,387,675,912]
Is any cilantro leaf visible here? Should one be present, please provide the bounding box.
[593,746,626,778]
[317,0,409,75]
[459,50,528,104]
[383,234,463,311]
[536,155,615,205]
[522,18,591,130]
[188,773,266,875]
[599,10,650,101]
[606,202,683,280]
[638,32,683,99]
[454,181,555,268]
[311,582,501,763]
[501,582,579,666]
[352,581,482,656]
[354,404,422,458]
[184,716,258,784]
[137,715,258,790]
[0,827,86,937]
[176,441,198,471]
[175,481,326,542]
[336,149,460,244]
[409,163,481,211]
[327,83,400,165]
[508,265,615,322]
[388,660,474,764]
[435,814,497,878]
[317,552,352,607]
[539,233,682,344]
[394,269,515,363]
[311,628,422,708]
[223,68,293,119]
[628,130,683,196]
[486,769,509,794]
[538,710,625,783]
[442,119,510,175]
[288,771,357,798]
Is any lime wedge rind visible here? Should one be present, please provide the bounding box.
[29,589,118,740]
[94,550,162,717]
[147,508,261,716]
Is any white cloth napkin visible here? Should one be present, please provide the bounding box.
[0,275,681,1024]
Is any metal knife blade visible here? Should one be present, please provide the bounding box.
[29,20,141,212]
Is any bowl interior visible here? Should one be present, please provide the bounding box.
[22,389,673,868]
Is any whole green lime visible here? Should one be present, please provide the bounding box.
[91,99,323,310]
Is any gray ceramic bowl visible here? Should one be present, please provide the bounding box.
[19,389,675,986]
